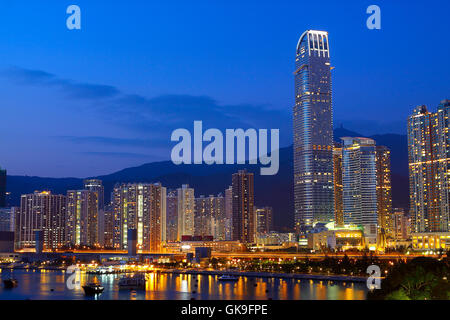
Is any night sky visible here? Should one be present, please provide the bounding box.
[0,0,448,177]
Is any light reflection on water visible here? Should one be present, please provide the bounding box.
[0,270,367,300]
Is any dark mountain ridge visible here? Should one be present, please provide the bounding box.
[6,128,409,230]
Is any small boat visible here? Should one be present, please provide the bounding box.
[218,275,239,281]
[82,283,104,295]
[3,278,18,288]
[118,274,146,290]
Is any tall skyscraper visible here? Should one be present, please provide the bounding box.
[84,179,105,246]
[177,184,195,239]
[66,190,98,247]
[255,206,273,235]
[0,167,6,208]
[17,191,66,250]
[408,100,450,233]
[294,30,334,233]
[224,186,233,240]
[342,137,378,244]
[333,145,344,226]
[232,170,255,243]
[211,194,226,240]
[103,203,114,248]
[375,145,393,236]
[84,179,104,210]
[156,183,167,249]
[113,183,166,252]
[166,190,178,241]
[195,196,210,237]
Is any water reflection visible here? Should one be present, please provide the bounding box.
[0,270,367,300]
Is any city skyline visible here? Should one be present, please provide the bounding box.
[0,1,449,177]
[0,1,449,304]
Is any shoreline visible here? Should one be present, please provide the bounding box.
[1,266,368,283]
[159,269,368,283]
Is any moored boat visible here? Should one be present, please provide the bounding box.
[218,275,239,281]
[118,274,146,290]
[3,278,18,288]
[82,283,104,295]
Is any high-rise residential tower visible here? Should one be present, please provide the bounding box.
[84,179,105,246]
[211,194,226,240]
[375,146,393,236]
[224,186,233,240]
[66,190,98,247]
[84,179,104,210]
[408,100,450,233]
[177,184,195,239]
[392,208,410,241]
[194,194,226,240]
[255,206,273,235]
[103,203,114,248]
[0,167,6,208]
[194,196,210,237]
[17,191,66,250]
[113,183,166,252]
[166,190,178,241]
[232,170,255,243]
[294,30,334,233]
[342,137,378,244]
[333,145,344,226]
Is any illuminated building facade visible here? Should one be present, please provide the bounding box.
[113,183,166,252]
[255,206,273,234]
[412,232,450,251]
[83,179,105,246]
[333,146,344,226]
[376,145,393,235]
[195,196,211,237]
[66,190,98,247]
[84,179,104,210]
[392,208,410,241]
[103,204,114,248]
[255,231,296,247]
[210,195,226,240]
[195,194,226,240]
[342,137,378,244]
[0,207,16,232]
[294,30,334,233]
[166,190,178,242]
[224,186,233,240]
[17,191,66,250]
[164,240,243,253]
[177,184,195,239]
[307,226,364,251]
[232,170,255,243]
[408,100,450,233]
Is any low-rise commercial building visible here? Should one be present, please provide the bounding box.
[255,232,296,246]
[307,224,364,251]
[164,240,243,253]
[411,232,450,252]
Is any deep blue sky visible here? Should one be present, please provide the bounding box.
[0,0,448,177]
